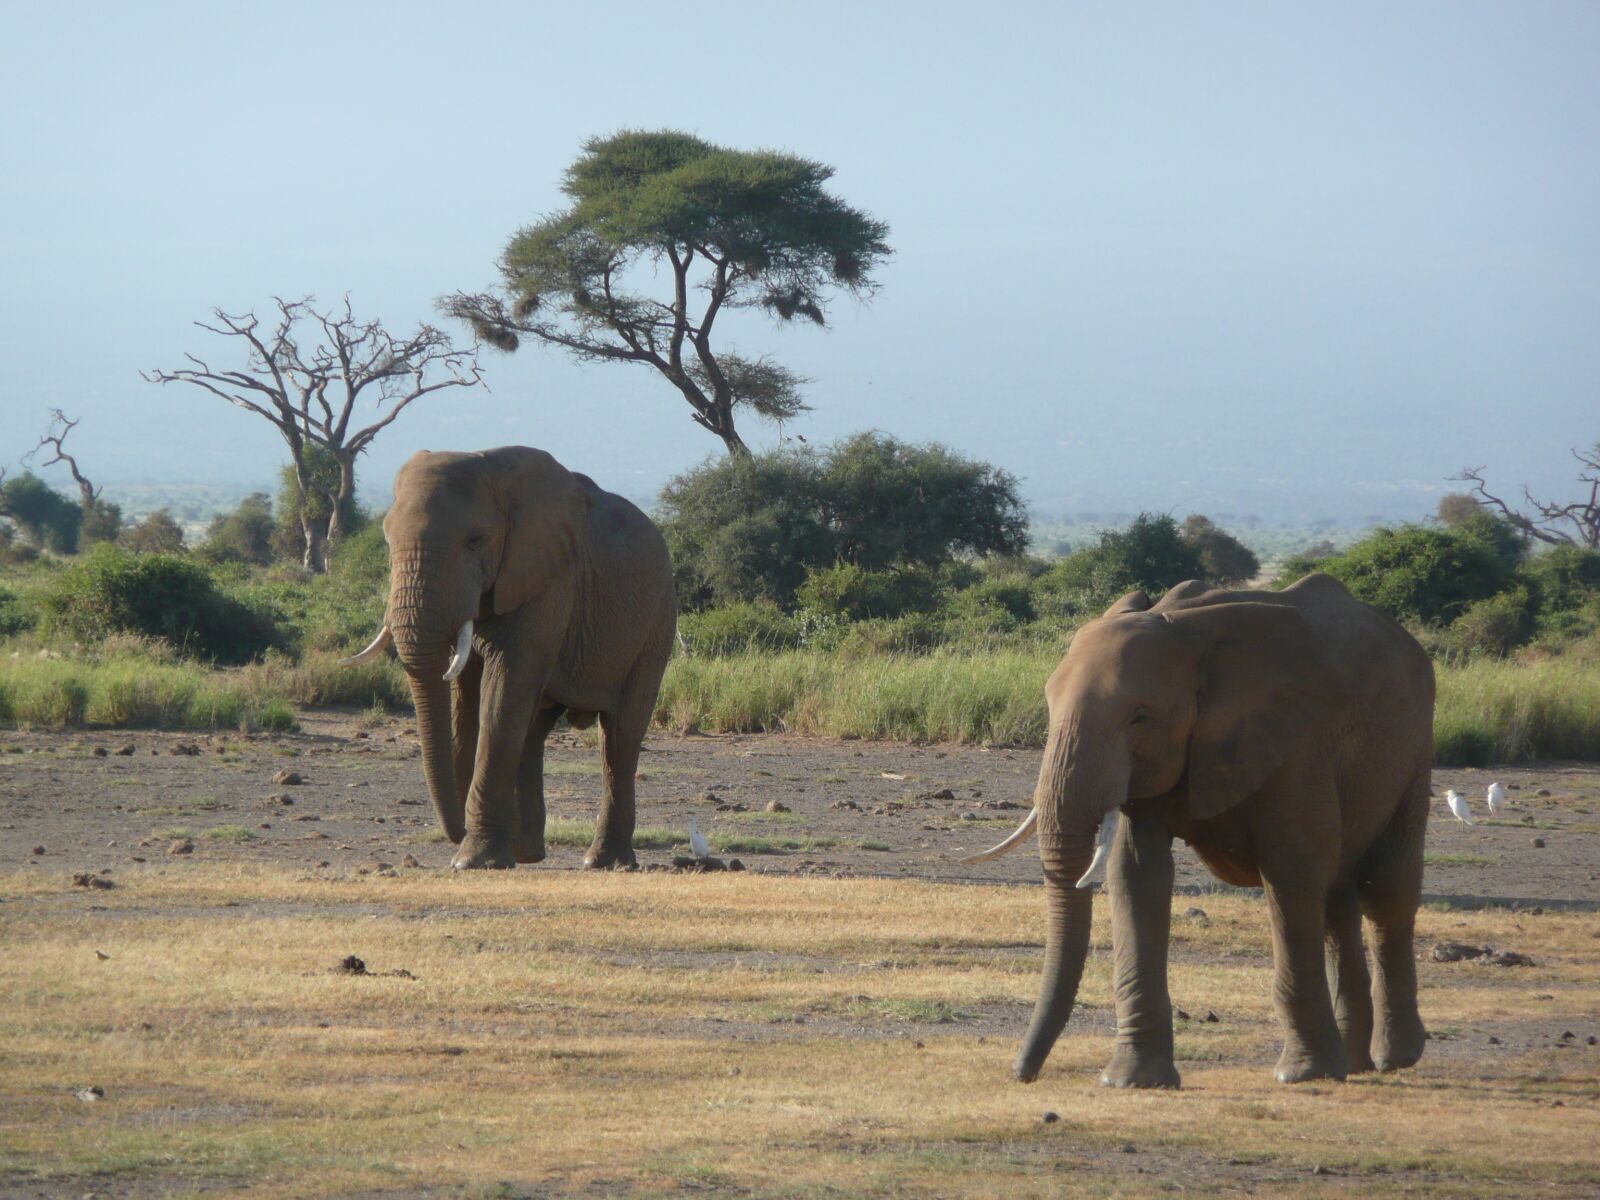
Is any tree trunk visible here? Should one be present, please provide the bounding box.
[326,455,358,549]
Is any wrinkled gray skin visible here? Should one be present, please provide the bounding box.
[376,446,675,870]
[1008,574,1434,1086]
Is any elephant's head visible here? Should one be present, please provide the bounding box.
[967,586,1342,1081]
[342,446,589,841]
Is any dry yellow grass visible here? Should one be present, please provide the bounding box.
[1,867,1596,1198]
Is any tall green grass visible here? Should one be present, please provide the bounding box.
[5,637,1600,766]
[1434,657,1600,764]
[0,641,406,731]
[658,649,1600,763]
[656,648,1053,745]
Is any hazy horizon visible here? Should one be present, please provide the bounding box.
[3,2,1596,529]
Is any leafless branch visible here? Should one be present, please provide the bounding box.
[147,296,484,571]
[24,410,103,509]
[1453,446,1600,549]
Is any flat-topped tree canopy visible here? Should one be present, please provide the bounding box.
[445,130,891,454]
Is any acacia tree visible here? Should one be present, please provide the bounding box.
[444,130,891,454]
[1455,442,1600,549]
[146,297,482,571]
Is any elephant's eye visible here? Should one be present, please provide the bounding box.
[464,533,486,551]
[1130,708,1151,726]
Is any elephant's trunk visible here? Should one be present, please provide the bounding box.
[405,662,465,844]
[389,555,470,844]
[1013,718,1117,1082]
[1014,827,1097,1082]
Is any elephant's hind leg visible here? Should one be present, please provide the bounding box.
[513,704,565,864]
[1325,885,1375,1074]
[1359,771,1429,1072]
[585,703,647,869]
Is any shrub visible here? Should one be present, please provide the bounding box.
[1281,525,1511,625]
[122,509,185,554]
[677,601,801,655]
[0,586,33,637]
[1035,514,1205,613]
[1443,588,1535,659]
[1180,514,1260,585]
[657,433,1027,610]
[795,563,941,622]
[0,472,81,553]
[80,500,123,546]
[39,544,277,663]
[200,493,276,565]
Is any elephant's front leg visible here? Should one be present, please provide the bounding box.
[449,651,484,838]
[452,648,545,871]
[1101,805,1181,1088]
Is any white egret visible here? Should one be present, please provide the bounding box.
[1446,789,1474,825]
[688,813,712,859]
[1486,781,1507,816]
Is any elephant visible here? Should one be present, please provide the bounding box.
[343,446,676,870]
[964,573,1434,1087]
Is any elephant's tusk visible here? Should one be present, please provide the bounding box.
[442,621,474,682]
[958,807,1038,864]
[339,625,392,665]
[1074,809,1122,889]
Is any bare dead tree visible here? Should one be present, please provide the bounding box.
[27,411,100,509]
[146,297,483,572]
[1454,443,1600,550]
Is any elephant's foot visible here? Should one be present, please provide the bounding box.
[1344,1045,1376,1074]
[512,837,546,865]
[1100,1046,1181,1089]
[582,839,638,870]
[1373,1012,1426,1072]
[450,832,517,870]
[1273,1043,1349,1084]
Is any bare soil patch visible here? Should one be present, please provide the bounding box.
[4,710,1598,905]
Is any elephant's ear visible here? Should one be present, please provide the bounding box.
[1103,589,1152,616]
[1170,602,1345,821]
[486,447,591,615]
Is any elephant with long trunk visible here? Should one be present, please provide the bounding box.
[344,446,676,870]
[966,574,1434,1086]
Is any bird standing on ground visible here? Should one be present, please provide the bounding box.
[1446,789,1474,825]
[1486,781,1507,816]
[689,813,711,859]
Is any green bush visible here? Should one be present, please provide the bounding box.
[39,544,278,664]
[1442,588,1535,659]
[0,586,33,637]
[200,493,276,565]
[1181,514,1260,585]
[677,601,801,655]
[1280,525,1511,626]
[658,433,1026,610]
[795,563,941,622]
[0,472,81,553]
[1033,514,1205,614]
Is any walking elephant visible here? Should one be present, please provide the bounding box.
[343,446,676,870]
[965,574,1434,1086]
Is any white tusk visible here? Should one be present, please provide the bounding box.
[339,625,392,665]
[442,620,474,682]
[1075,809,1122,889]
[958,807,1038,865]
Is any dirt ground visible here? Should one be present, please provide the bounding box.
[3,710,1599,906]
[2,712,1599,1198]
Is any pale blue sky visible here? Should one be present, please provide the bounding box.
[2,1,1596,524]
